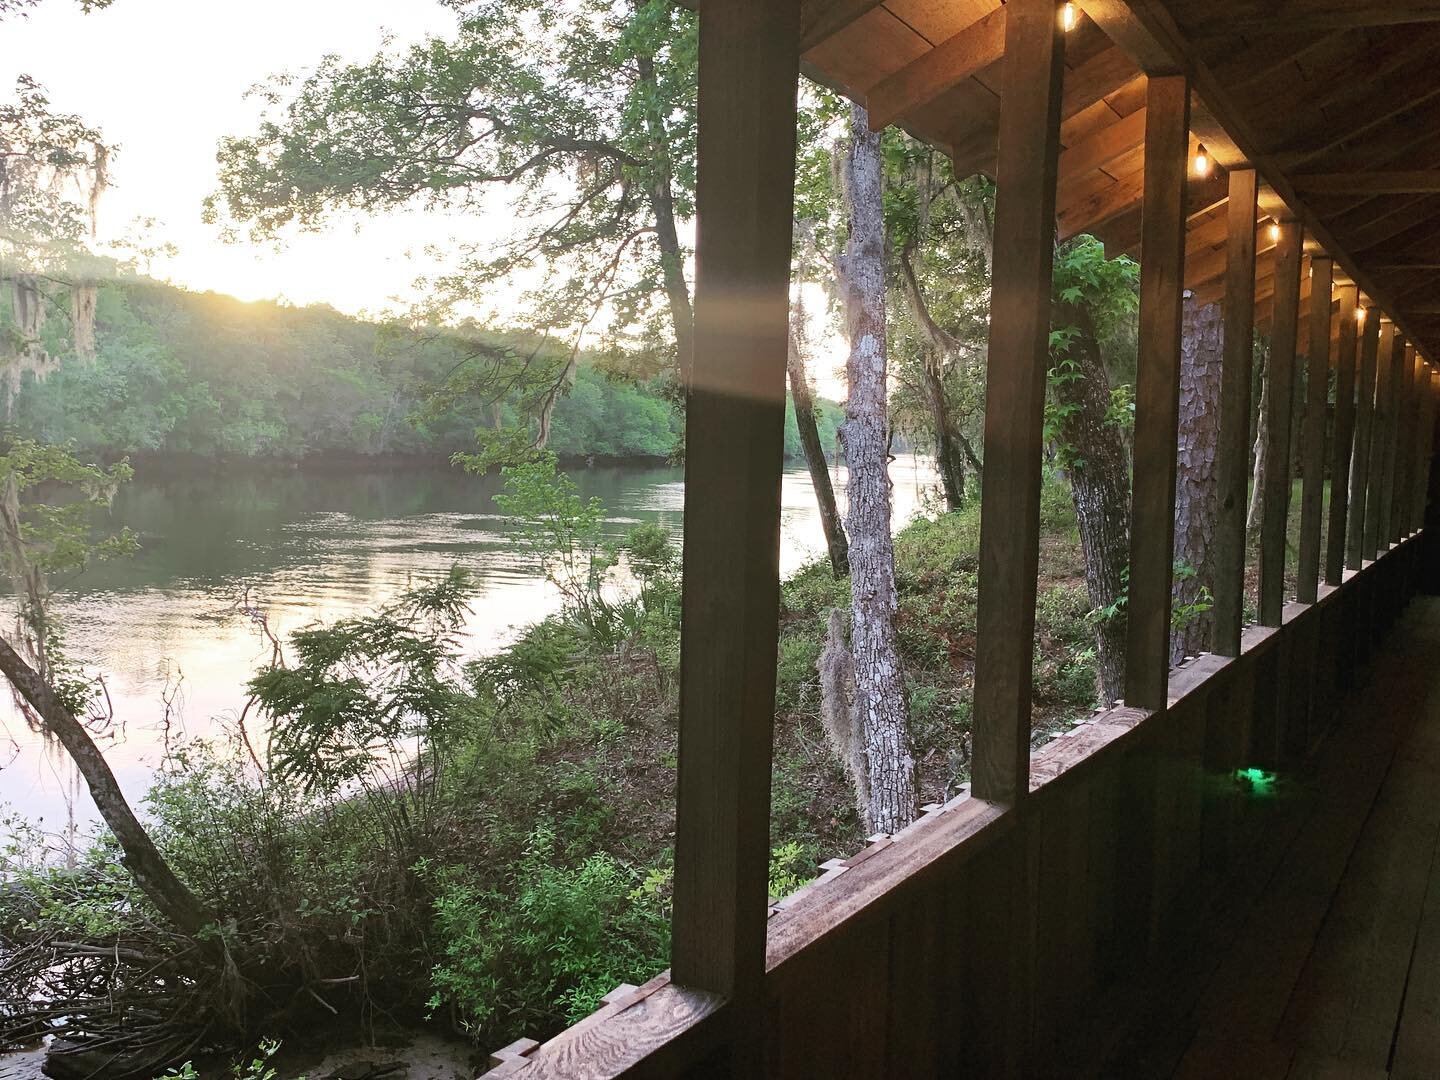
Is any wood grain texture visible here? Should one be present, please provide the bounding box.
[864,5,1004,132]
[1325,285,1358,584]
[971,0,1066,804]
[1214,168,1259,655]
[1297,256,1333,604]
[1369,325,1400,558]
[1348,308,1381,569]
[1260,222,1304,626]
[670,0,801,1000]
[1124,74,1191,711]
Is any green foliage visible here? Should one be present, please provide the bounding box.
[1171,559,1215,632]
[426,825,669,1038]
[768,840,816,901]
[249,566,479,793]
[8,282,684,461]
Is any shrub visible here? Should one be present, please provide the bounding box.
[426,826,670,1039]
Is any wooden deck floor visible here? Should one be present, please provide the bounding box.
[1105,596,1440,1079]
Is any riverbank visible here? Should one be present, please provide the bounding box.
[0,468,1097,1077]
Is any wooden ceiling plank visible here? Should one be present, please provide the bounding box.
[864,6,1005,131]
[1081,0,1436,360]
[1180,1,1440,38]
[1293,171,1440,196]
[1057,107,1148,182]
[800,0,889,52]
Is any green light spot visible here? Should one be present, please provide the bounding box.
[1234,767,1277,796]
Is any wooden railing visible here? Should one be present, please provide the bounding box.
[485,537,1428,1078]
[479,1,1440,1075]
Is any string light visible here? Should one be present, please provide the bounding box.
[1061,2,1078,31]
[1193,144,1211,177]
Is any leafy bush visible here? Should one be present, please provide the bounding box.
[426,826,669,1039]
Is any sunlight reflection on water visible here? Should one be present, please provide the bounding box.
[0,455,939,833]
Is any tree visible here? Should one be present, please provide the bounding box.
[1247,338,1272,534]
[790,224,848,578]
[835,104,916,835]
[1049,237,1137,707]
[0,442,213,939]
[887,148,989,510]
[1172,295,1223,664]
[0,76,112,408]
[208,0,698,455]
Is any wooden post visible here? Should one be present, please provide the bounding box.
[1124,73,1190,711]
[1410,355,1431,533]
[1297,255,1333,603]
[1375,329,1405,552]
[1325,284,1358,585]
[1394,342,1417,543]
[1421,367,1439,533]
[670,0,801,1001]
[1259,221,1303,626]
[972,0,1066,805]
[1347,305,1380,569]
[1213,168,1257,656]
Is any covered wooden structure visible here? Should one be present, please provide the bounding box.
[483,2,1440,1076]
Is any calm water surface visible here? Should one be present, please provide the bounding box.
[0,456,939,833]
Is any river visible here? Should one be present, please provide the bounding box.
[0,455,940,837]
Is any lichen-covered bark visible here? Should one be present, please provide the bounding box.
[1172,296,1224,664]
[1051,298,1131,706]
[837,104,916,836]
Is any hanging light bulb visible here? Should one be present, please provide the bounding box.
[1061,2,1078,31]
[1357,307,1368,327]
[1193,144,1211,177]
[1268,221,1282,244]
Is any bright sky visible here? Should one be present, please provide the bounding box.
[0,0,481,316]
[2,0,853,394]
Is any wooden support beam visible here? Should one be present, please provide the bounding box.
[1057,105,1147,180]
[1213,167,1258,656]
[1395,343,1419,541]
[1325,284,1359,585]
[1365,322,1398,560]
[1347,307,1381,570]
[1377,331,1407,550]
[1259,220,1303,626]
[1297,256,1333,604]
[1418,367,1439,531]
[1124,74,1190,711]
[1413,359,1435,531]
[972,0,1066,806]
[671,0,801,1002]
[865,6,1005,133]
[800,0,885,52]
[1293,171,1440,195]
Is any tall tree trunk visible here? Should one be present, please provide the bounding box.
[635,45,695,387]
[837,104,916,836]
[1051,299,1131,706]
[899,241,969,510]
[789,297,850,577]
[0,635,213,939]
[1172,296,1224,664]
[1247,345,1270,533]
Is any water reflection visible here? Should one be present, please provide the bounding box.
[0,455,939,830]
